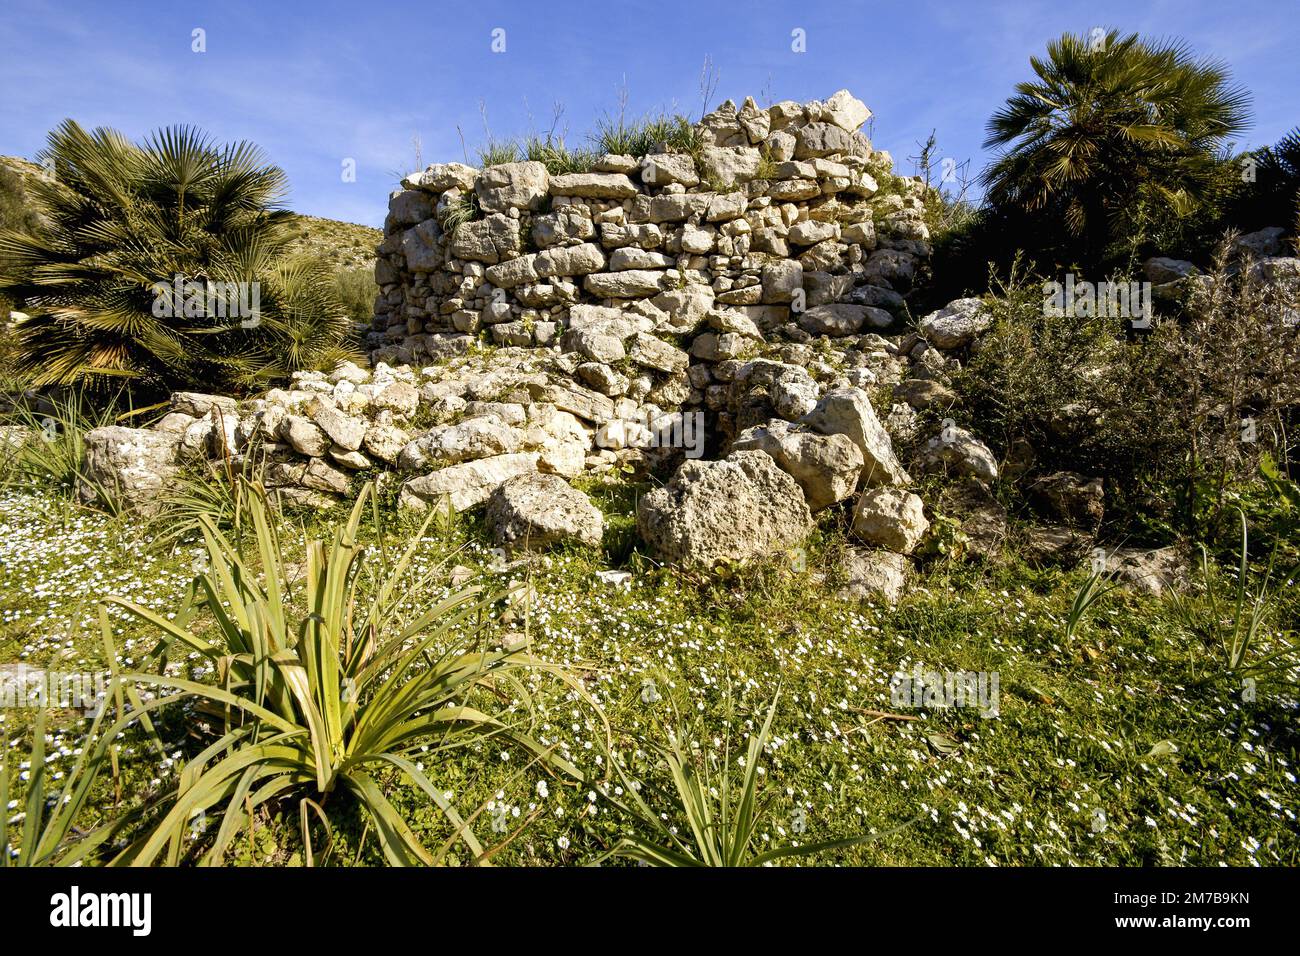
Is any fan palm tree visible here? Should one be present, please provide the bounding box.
[0,120,357,394]
[982,30,1251,267]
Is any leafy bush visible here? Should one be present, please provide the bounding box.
[957,243,1300,538]
[1,391,120,502]
[1170,509,1298,679]
[1227,127,1300,237]
[108,481,594,865]
[0,121,357,396]
[334,265,378,324]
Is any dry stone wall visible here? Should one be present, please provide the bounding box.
[368,90,935,451]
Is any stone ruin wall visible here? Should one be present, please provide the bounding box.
[367,89,936,453]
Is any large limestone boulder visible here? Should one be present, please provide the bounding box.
[1144,257,1197,285]
[918,298,991,350]
[820,89,872,132]
[398,417,524,470]
[548,172,638,199]
[169,392,237,418]
[79,426,182,514]
[1105,546,1191,596]
[732,419,863,511]
[398,452,540,513]
[486,473,604,552]
[798,304,884,336]
[837,548,909,604]
[919,424,998,481]
[636,450,812,565]
[801,388,909,487]
[475,161,549,213]
[852,487,929,554]
[403,162,478,194]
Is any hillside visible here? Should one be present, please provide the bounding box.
[0,155,379,268]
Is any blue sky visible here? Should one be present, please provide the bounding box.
[2,0,1296,227]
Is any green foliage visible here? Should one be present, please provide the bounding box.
[106,481,594,865]
[1,392,121,502]
[591,111,697,159]
[1064,566,1120,643]
[477,139,522,167]
[522,135,598,175]
[955,260,1120,474]
[982,30,1251,271]
[956,244,1300,537]
[1170,509,1298,678]
[0,121,356,395]
[437,190,480,231]
[1227,128,1300,237]
[600,690,892,866]
[333,265,378,323]
[2,622,163,867]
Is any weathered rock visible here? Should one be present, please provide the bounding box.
[798,303,890,336]
[307,398,366,451]
[919,425,998,482]
[636,450,812,565]
[78,426,181,514]
[1105,546,1191,596]
[732,420,862,512]
[476,161,549,212]
[918,298,991,349]
[1021,524,1093,567]
[450,214,521,264]
[1029,471,1104,528]
[363,423,410,465]
[403,162,478,193]
[170,392,238,418]
[801,388,909,487]
[279,415,329,457]
[584,270,666,298]
[852,487,929,554]
[821,89,872,132]
[937,477,1010,562]
[486,472,604,551]
[1144,257,1197,285]
[837,548,908,604]
[698,146,762,187]
[640,153,699,188]
[548,172,638,199]
[1233,226,1286,259]
[894,378,957,411]
[399,417,523,469]
[399,452,541,513]
[627,332,689,374]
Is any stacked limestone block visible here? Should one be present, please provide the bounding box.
[369,91,932,415]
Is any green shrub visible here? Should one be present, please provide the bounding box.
[334,265,378,323]
[957,243,1300,538]
[600,690,895,866]
[0,121,356,396]
[591,112,697,158]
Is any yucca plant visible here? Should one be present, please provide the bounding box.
[2,622,167,866]
[1171,508,1298,678]
[106,480,594,865]
[599,691,892,866]
[1065,561,1121,643]
[1,391,120,504]
[0,120,357,395]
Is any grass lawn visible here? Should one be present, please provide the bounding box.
[2,479,1295,867]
